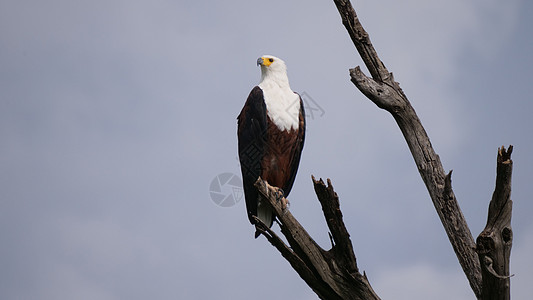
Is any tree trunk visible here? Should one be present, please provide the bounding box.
[476,146,513,300]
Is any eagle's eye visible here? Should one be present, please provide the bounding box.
[269,58,274,63]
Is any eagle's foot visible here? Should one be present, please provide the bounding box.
[273,187,284,201]
[273,187,289,210]
[262,180,269,195]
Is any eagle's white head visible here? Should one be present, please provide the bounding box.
[256,55,300,131]
[257,55,290,88]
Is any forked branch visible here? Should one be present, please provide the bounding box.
[254,177,380,300]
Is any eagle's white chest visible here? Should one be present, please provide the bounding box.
[259,82,300,131]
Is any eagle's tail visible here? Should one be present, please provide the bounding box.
[255,199,273,238]
[257,199,273,227]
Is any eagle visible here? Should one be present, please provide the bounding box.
[237,55,306,235]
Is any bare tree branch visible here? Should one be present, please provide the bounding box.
[476,146,513,300]
[332,0,389,82]
[313,176,358,274]
[254,177,380,300]
[333,0,484,297]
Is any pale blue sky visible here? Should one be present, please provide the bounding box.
[1,0,532,299]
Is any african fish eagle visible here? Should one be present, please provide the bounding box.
[237,55,305,234]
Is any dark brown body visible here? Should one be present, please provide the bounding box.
[237,86,305,226]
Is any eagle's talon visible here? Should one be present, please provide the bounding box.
[262,180,268,195]
[273,187,289,210]
[274,188,285,202]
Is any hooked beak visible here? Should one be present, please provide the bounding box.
[256,57,264,66]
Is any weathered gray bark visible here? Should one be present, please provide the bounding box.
[476,146,513,300]
[333,0,484,293]
[251,1,514,299]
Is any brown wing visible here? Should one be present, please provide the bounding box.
[284,95,306,195]
[237,86,268,225]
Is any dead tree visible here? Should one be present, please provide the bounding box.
[253,1,514,299]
